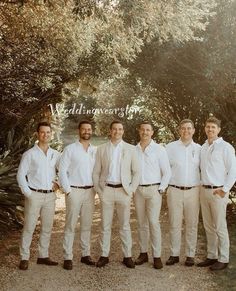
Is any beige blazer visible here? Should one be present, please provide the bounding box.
[93,141,140,196]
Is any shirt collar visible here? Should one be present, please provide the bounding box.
[110,140,123,148]
[205,137,223,146]
[137,139,155,152]
[178,139,195,147]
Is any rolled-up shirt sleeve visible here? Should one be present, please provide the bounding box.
[17,152,32,197]
[59,147,71,194]
[159,148,171,191]
[223,145,236,193]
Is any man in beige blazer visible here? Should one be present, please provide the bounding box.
[93,120,140,268]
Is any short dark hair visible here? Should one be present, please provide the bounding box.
[205,117,221,127]
[179,119,195,128]
[139,121,154,130]
[109,120,124,130]
[78,120,93,129]
[37,121,51,132]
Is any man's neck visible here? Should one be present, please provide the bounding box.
[180,138,192,146]
[208,136,219,145]
[110,139,122,145]
[140,139,152,151]
[79,139,90,151]
[38,142,49,154]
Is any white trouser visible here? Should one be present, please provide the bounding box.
[167,186,200,257]
[100,186,132,258]
[200,187,229,263]
[134,185,162,258]
[63,187,95,260]
[20,191,56,260]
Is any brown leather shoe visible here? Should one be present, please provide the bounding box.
[81,256,95,266]
[153,257,163,269]
[37,257,58,266]
[209,261,228,271]
[166,256,179,265]
[96,256,109,268]
[135,253,148,265]
[197,258,217,267]
[63,260,73,270]
[19,260,28,270]
[185,257,195,267]
[122,257,135,268]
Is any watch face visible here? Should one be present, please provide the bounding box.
[159,190,164,194]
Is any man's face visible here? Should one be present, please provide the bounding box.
[205,122,221,140]
[110,123,124,142]
[37,126,52,144]
[139,124,154,142]
[179,122,195,141]
[79,123,92,140]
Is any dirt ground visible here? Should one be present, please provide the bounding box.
[0,193,220,291]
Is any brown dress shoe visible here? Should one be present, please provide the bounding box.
[135,253,148,265]
[166,256,179,265]
[153,257,163,269]
[63,260,73,270]
[122,257,135,268]
[197,258,217,267]
[96,256,109,268]
[209,261,228,271]
[185,257,195,267]
[37,257,58,266]
[81,256,95,266]
[19,260,28,270]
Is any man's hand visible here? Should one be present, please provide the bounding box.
[213,188,226,198]
[52,181,60,192]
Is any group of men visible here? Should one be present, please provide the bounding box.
[17,117,236,272]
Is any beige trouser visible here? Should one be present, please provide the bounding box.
[134,185,162,257]
[20,191,56,260]
[167,186,200,257]
[100,186,132,257]
[63,187,95,260]
[200,187,229,263]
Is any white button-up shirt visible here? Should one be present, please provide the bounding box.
[59,141,97,193]
[17,144,60,197]
[166,139,201,187]
[201,137,236,193]
[107,141,122,184]
[136,140,171,191]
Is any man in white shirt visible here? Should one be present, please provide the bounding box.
[59,120,97,270]
[166,119,201,267]
[197,117,236,271]
[134,122,171,269]
[17,122,60,270]
[93,120,140,268]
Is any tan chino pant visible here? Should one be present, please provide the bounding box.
[20,191,56,260]
[200,187,229,263]
[63,187,95,260]
[100,186,132,257]
[134,185,162,257]
[167,186,200,257]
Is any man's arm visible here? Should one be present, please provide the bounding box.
[130,148,140,193]
[58,147,71,194]
[92,146,102,195]
[159,147,171,191]
[17,152,32,197]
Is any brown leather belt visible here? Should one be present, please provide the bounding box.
[71,185,94,189]
[203,185,223,189]
[139,183,160,187]
[29,187,53,193]
[169,185,194,190]
[106,183,123,188]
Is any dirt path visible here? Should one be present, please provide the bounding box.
[0,193,219,291]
